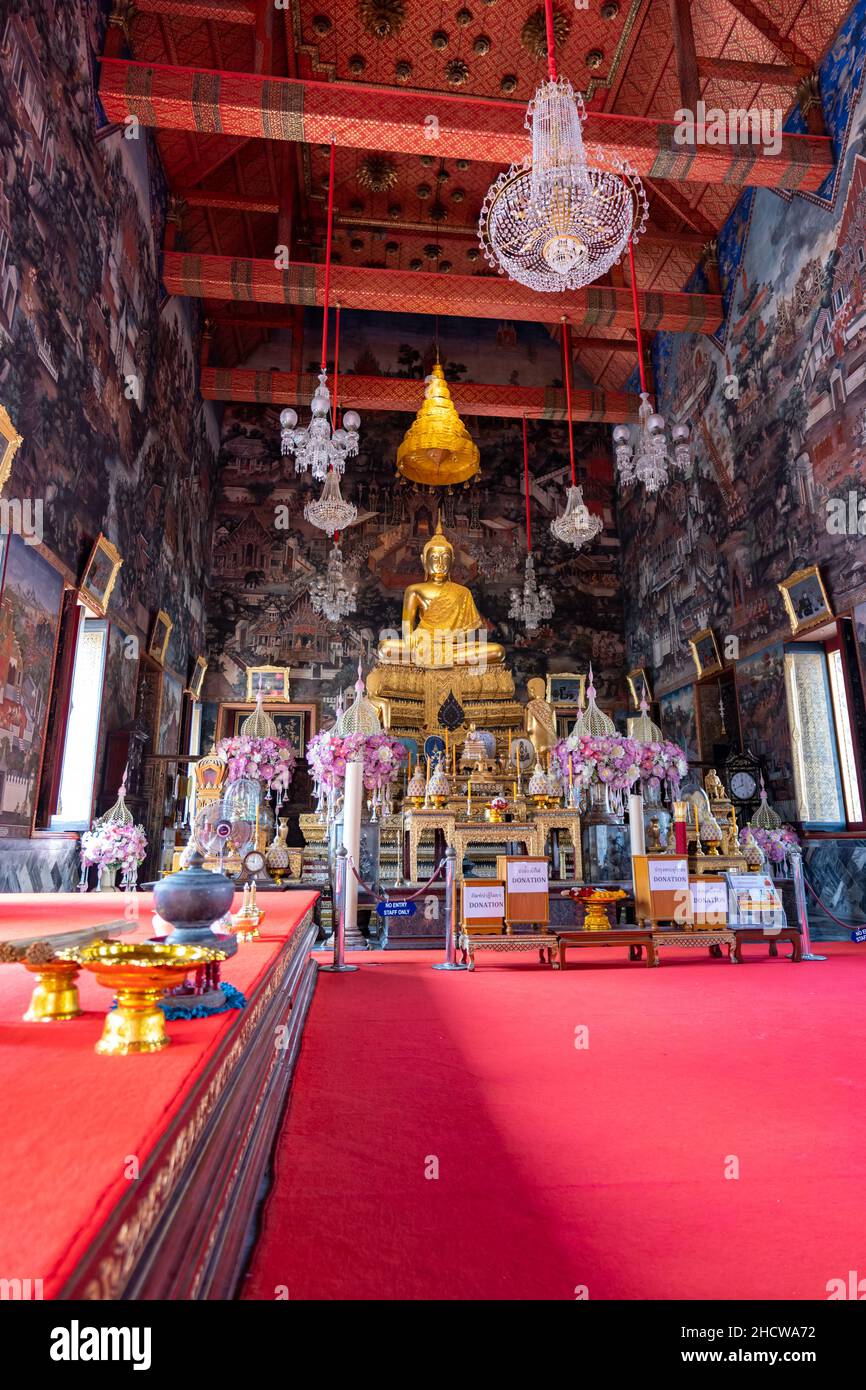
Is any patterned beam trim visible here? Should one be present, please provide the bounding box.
[100,59,834,192]
[200,368,641,423]
[165,253,723,332]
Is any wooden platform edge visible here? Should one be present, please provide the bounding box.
[58,909,319,1301]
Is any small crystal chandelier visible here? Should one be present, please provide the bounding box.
[278,141,361,477]
[310,542,358,622]
[304,468,357,537]
[613,242,690,494]
[509,419,553,632]
[550,321,603,550]
[509,554,554,632]
[479,6,647,293]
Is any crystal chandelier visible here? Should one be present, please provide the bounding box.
[304,468,357,538]
[278,141,361,477]
[510,418,554,632]
[613,242,690,493]
[509,554,554,632]
[550,320,603,550]
[478,4,647,293]
[310,542,358,622]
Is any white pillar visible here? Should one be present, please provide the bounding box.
[341,756,364,934]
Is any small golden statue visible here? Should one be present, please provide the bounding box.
[704,768,726,801]
[523,676,557,761]
[377,519,505,668]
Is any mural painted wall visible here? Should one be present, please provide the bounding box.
[620,0,866,806]
[204,335,625,717]
[0,0,219,838]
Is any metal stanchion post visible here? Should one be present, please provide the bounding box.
[320,845,359,973]
[433,845,467,971]
[787,846,826,961]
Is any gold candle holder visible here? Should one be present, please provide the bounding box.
[77,941,221,1056]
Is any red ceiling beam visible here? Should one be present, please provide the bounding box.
[200,367,641,423]
[99,59,834,192]
[164,252,723,332]
[696,57,803,85]
[133,0,256,22]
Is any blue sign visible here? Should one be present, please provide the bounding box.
[851,927,866,943]
[376,900,417,918]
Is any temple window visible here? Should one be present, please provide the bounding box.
[50,611,108,831]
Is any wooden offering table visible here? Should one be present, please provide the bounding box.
[458,927,558,971]
[731,926,802,962]
[556,928,658,968]
[652,929,738,960]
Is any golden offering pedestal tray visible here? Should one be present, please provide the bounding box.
[23,957,82,1022]
[75,941,222,1056]
[575,887,628,931]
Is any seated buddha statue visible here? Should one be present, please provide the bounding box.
[377,519,505,668]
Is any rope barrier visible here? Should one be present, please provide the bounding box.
[344,855,446,901]
[803,874,866,933]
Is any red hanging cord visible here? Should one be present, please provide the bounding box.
[561,318,576,486]
[543,0,558,82]
[522,415,532,553]
[628,238,648,395]
[332,303,341,423]
[320,139,336,374]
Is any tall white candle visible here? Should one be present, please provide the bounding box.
[628,793,646,858]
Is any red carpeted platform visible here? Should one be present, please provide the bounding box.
[0,890,318,1298]
[243,944,866,1301]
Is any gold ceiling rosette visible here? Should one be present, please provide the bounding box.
[396,363,479,487]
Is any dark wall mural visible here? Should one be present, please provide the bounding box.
[204,391,625,714]
[0,0,220,842]
[621,2,866,803]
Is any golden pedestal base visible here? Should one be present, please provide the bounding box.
[366,661,523,740]
[23,961,82,1022]
[78,941,221,1056]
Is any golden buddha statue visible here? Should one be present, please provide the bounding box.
[524,676,557,760]
[377,519,505,668]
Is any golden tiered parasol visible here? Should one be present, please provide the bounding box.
[396,363,480,486]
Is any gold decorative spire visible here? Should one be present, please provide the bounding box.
[241,687,278,738]
[396,363,480,486]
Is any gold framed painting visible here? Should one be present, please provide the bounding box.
[246,665,291,701]
[187,655,208,700]
[0,403,23,497]
[778,565,833,636]
[627,667,652,708]
[545,672,586,705]
[148,609,173,665]
[216,701,316,757]
[689,628,723,679]
[79,534,123,616]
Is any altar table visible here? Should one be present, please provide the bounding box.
[556,928,657,968]
[0,888,318,1300]
[731,926,802,962]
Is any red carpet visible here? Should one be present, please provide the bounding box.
[243,944,866,1301]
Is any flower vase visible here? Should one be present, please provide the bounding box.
[641,778,671,848]
[99,866,117,891]
[266,817,291,878]
[586,780,621,825]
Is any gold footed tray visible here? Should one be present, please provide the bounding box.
[74,941,222,1056]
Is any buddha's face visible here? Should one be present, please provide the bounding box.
[527,677,546,700]
[424,542,452,583]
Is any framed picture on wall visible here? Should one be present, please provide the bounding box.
[79,534,123,616]
[148,610,173,665]
[689,628,723,679]
[626,668,652,707]
[245,665,291,701]
[0,403,23,496]
[217,702,317,757]
[778,565,833,636]
[187,656,207,700]
[546,672,586,705]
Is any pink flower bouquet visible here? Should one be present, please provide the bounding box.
[635,739,689,796]
[553,733,643,793]
[216,734,297,793]
[739,824,799,865]
[80,821,148,887]
[307,729,406,819]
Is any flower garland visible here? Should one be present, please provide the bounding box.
[306,729,406,819]
[80,821,148,886]
[215,733,297,793]
[739,824,799,865]
[553,732,643,793]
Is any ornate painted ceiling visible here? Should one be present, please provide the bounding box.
[106,0,850,393]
